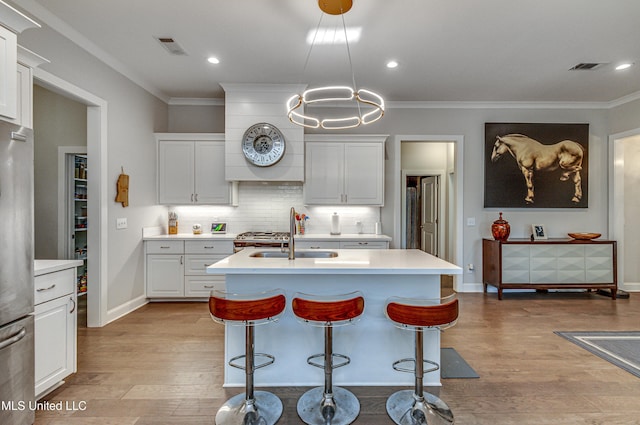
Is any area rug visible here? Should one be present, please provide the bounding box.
[555,331,640,378]
[440,347,479,379]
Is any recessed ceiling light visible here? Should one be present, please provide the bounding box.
[615,62,633,71]
[207,57,220,64]
[386,60,399,69]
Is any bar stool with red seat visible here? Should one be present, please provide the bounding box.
[292,291,365,425]
[209,288,286,425]
[384,294,459,425]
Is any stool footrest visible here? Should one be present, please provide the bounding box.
[307,352,351,370]
[392,358,439,375]
[229,352,275,371]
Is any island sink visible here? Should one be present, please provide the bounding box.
[250,250,338,259]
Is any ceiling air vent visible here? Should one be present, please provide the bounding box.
[155,37,187,55]
[569,63,606,71]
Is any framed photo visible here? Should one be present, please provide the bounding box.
[532,224,548,240]
[484,122,589,208]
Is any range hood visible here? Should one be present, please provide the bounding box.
[222,83,305,182]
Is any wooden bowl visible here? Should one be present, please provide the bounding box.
[568,232,601,240]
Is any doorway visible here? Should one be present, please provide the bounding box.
[34,68,108,327]
[610,129,640,293]
[405,175,440,256]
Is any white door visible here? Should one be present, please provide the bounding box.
[420,176,439,256]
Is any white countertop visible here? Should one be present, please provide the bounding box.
[34,259,84,276]
[143,233,237,241]
[207,248,461,275]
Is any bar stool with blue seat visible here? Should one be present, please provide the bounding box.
[292,291,365,425]
[209,288,286,425]
[384,294,459,425]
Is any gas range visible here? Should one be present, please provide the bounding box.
[233,231,290,252]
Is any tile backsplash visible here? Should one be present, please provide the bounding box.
[171,181,381,235]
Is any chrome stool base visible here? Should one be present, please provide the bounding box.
[215,390,283,425]
[386,389,454,425]
[297,386,360,425]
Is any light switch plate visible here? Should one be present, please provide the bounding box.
[116,217,127,229]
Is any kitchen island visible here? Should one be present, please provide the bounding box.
[207,248,461,387]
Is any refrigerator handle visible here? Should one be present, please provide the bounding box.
[69,297,76,314]
[0,327,26,350]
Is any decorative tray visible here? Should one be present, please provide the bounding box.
[568,232,601,240]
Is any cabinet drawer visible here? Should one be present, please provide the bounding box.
[185,254,229,275]
[146,240,184,254]
[185,240,233,254]
[296,241,340,250]
[340,241,388,249]
[185,276,225,297]
[34,268,75,305]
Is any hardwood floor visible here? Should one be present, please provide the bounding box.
[35,290,640,425]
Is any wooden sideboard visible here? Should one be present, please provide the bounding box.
[482,238,617,300]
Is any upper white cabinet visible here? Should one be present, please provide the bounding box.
[0,25,18,119]
[304,135,387,206]
[156,133,233,205]
[0,2,41,122]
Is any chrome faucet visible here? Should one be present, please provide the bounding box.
[289,207,296,260]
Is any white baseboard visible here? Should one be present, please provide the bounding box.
[106,295,148,324]
[621,282,640,292]
[455,281,485,293]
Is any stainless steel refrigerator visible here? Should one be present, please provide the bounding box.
[0,121,35,425]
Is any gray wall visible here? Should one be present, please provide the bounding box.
[33,85,86,259]
[18,20,169,314]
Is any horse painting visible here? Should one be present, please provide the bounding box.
[490,133,584,204]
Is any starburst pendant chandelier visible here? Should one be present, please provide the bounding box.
[286,0,385,130]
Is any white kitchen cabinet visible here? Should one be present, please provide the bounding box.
[304,135,386,205]
[34,265,78,399]
[339,241,388,249]
[296,241,341,250]
[296,240,389,249]
[0,25,18,120]
[145,239,232,298]
[156,134,231,205]
[0,6,40,123]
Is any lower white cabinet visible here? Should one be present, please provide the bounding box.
[34,267,77,399]
[295,239,389,249]
[145,239,233,298]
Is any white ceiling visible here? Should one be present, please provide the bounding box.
[13,0,640,104]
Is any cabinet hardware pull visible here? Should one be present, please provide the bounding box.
[180,256,184,264]
[204,246,214,249]
[195,194,198,202]
[36,284,56,292]
[0,327,26,350]
[69,297,76,314]
[311,246,320,249]
[204,285,214,289]
[359,242,368,245]
[191,193,194,202]
[160,246,170,249]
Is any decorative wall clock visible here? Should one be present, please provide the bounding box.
[241,123,286,167]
